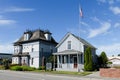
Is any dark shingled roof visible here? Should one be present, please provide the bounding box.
[14,29,57,45]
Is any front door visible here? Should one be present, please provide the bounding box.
[73,56,77,68]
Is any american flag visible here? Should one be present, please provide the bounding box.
[79,7,83,18]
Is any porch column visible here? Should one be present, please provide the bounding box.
[77,53,80,72]
[57,55,59,68]
[53,55,55,70]
[61,55,62,68]
[68,54,70,68]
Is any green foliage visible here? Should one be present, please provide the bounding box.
[118,54,120,56]
[10,66,22,71]
[2,59,11,69]
[84,47,94,71]
[46,55,57,69]
[10,64,20,67]
[47,55,57,63]
[0,65,5,70]
[10,66,36,71]
[107,61,112,64]
[38,66,45,70]
[22,66,36,71]
[99,51,108,68]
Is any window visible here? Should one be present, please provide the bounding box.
[24,34,27,40]
[62,56,66,64]
[31,58,34,65]
[41,48,43,57]
[81,54,82,63]
[67,41,71,49]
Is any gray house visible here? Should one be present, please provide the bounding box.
[12,29,57,68]
[53,32,97,72]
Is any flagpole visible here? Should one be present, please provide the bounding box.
[78,2,83,72]
[78,3,80,72]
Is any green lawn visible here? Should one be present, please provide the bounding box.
[32,70,92,76]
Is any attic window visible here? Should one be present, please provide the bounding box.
[67,41,71,49]
[24,34,27,40]
[24,33,30,40]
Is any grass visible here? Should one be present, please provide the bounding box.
[32,70,92,76]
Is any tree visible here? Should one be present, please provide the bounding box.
[84,47,94,71]
[46,55,57,70]
[118,54,120,56]
[99,51,108,68]
[2,59,11,69]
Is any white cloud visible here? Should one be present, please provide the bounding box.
[67,27,86,35]
[97,0,115,4]
[91,16,102,24]
[0,15,4,19]
[114,23,120,28]
[108,0,114,4]
[98,0,106,3]
[98,43,120,56]
[88,22,111,38]
[0,6,35,13]
[80,21,89,27]
[109,6,120,15]
[0,44,13,53]
[0,19,16,25]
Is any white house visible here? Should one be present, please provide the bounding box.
[108,56,120,66]
[53,32,97,72]
[12,29,57,68]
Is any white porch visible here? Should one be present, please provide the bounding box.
[53,50,84,72]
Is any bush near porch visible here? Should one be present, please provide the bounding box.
[10,66,36,71]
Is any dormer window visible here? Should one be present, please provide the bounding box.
[67,41,71,49]
[44,30,52,41]
[24,34,27,40]
[24,30,31,41]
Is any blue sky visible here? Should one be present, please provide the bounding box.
[0,0,120,56]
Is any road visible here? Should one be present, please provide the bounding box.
[0,70,119,80]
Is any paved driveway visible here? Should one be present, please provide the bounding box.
[0,70,119,80]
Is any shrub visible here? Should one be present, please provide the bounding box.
[0,65,5,70]
[10,66,36,71]
[107,62,112,64]
[84,47,94,71]
[38,66,45,70]
[22,66,36,71]
[10,64,20,67]
[99,52,108,68]
[10,66,22,71]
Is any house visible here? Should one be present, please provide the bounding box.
[108,56,120,66]
[12,29,57,68]
[0,53,12,65]
[53,32,97,72]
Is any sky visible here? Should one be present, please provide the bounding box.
[0,0,120,57]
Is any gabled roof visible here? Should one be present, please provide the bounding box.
[56,32,96,49]
[108,56,120,60]
[14,29,57,45]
